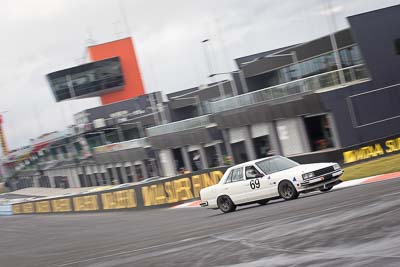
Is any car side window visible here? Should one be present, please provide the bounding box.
[245,166,262,179]
[224,170,234,184]
[225,167,243,184]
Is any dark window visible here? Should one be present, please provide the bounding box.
[173,148,185,172]
[245,166,262,179]
[146,160,158,178]
[105,129,120,143]
[78,174,87,187]
[86,133,104,148]
[224,170,233,184]
[39,176,51,187]
[100,173,108,185]
[205,146,219,168]
[231,142,248,164]
[73,142,82,154]
[107,168,114,184]
[50,147,58,160]
[125,166,133,182]
[189,150,202,171]
[395,39,400,55]
[225,168,243,184]
[231,168,244,182]
[55,176,69,188]
[135,165,143,181]
[253,135,272,159]
[86,174,93,187]
[115,167,124,184]
[256,156,299,174]
[94,174,101,186]
[304,115,334,151]
[122,127,141,140]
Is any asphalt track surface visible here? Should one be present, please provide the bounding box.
[2,178,400,267]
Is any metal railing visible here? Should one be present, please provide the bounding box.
[93,137,149,153]
[146,115,211,137]
[208,64,369,113]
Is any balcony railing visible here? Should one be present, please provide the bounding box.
[93,137,149,153]
[146,115,211,137]
[208,64,369,113]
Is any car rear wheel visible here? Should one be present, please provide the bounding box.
[217,195,236,213]
[278,181,299,200]
[257,199,269,205]
[320,185,333,192]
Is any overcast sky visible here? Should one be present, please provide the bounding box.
[0,0,399,152]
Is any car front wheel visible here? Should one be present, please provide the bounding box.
[278,181,299,200]
[217,195,236,213]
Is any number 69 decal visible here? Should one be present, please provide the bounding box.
[250,179,260,189]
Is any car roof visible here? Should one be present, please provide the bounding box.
[226,156,279,171]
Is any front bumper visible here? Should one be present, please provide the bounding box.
[300,170,343,189]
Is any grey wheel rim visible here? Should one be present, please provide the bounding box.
[281,183,293,198]
[219,196,230,211]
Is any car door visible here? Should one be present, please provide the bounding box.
[244,165,274,201]
[221,167,250,204]
[255,156,298,198]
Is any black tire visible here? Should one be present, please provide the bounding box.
[217,195,236,213]
[278,180,299,200]
[257,199,269,205]
[320,185,334,192]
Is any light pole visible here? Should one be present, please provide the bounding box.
[202,39,226,99]
[324,0,346,84]
[201,39,214,80]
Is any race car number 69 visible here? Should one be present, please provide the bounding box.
[250,179,260,189]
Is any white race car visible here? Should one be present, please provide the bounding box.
[200,156,343,213]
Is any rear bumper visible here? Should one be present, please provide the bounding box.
[200,201,209,207]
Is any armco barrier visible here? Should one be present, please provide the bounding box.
[11,166,229,215]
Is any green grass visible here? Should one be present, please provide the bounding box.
[341,153,400,181]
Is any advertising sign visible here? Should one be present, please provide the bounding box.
[11,166,229,214]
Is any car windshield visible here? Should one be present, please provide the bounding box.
[256,156,299,174]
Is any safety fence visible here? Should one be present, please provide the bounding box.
[11,167,229,215]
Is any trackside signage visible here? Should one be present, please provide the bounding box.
[11,167,228,215]
[342,136,400,164]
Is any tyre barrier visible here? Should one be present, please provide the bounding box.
[11,167,229,215]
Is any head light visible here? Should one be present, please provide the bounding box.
[333,163,340,170]
[302,172,314,179]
